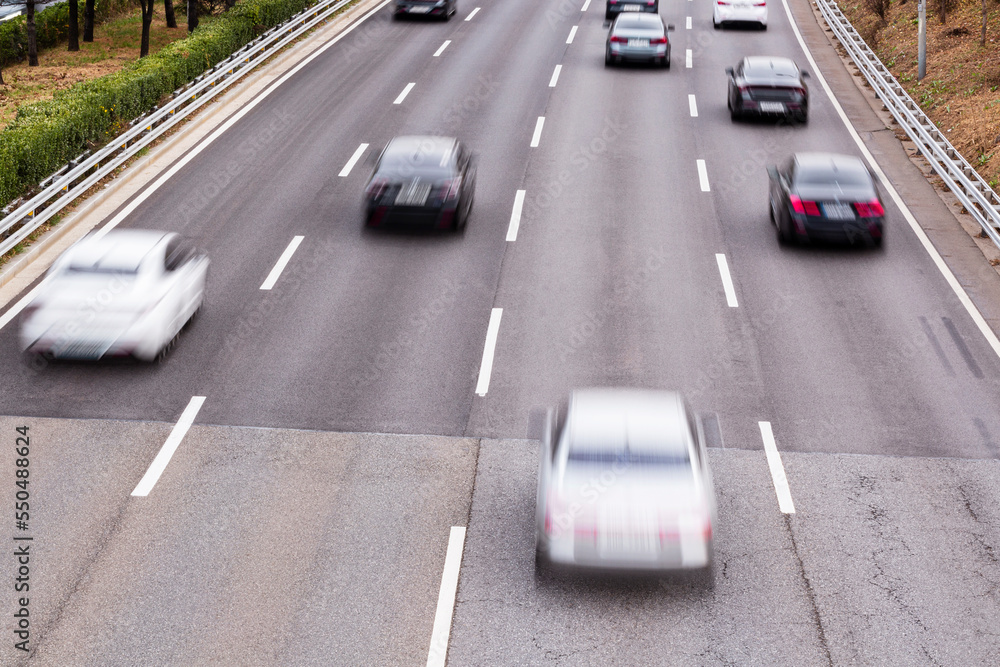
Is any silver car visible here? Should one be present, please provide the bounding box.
[605,13,675,68]
[535,389,716,578]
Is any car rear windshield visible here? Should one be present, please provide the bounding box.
[615,17,660,30]
[567,447,691,467]
[795,165,871,188]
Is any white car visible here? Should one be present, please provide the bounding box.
[20,229,208,362]
[714,0,767,29]
[535,389,717,580]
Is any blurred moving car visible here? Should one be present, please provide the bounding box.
[535,389,717,578]
[726,56,809,123]
[364,136,476,232]
[713,0,767,29]
[605,13,674,68]
[605,0,658,21]
[393,0,456,19]
[20,230,208,361]
[767,152,885,246]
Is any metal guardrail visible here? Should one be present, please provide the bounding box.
[814,0,1000,249]
[0,0,357,258]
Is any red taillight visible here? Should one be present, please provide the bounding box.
[790,195,820,216]
[717,1,728,5]
[753,1,765,5]
[650,36,667,44]
[855,199,884,217]
[610,35,628,43]
[574,523,597,543]
[646,0,655,4]
[703,520,713,540]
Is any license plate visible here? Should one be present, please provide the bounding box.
[408,5,431,12]
[623,3,642,9]
[759,101,785,113]
[822,202,855,220]
[598,508,657,557]
[395,182,431,206]
[627,38,649,47]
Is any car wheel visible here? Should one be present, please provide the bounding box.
[759,22,767,30]
[730,104,740,121]
[155,332,178,363]
[605,49,612,67]
[776,216,790,246]
[605,10,613,20]
[664,53,670,69]
[713,17,721,29]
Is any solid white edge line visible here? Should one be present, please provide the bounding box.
[581,0,591,10]
[132,396,206,497]
[506,190,526,242]
[549,64,562,87]
[567,25,578,44]
[778,0,1000,361]
[475,309,503,396]
[86,0,392,244]
[715,253,738,307]
[758,421,795,514]
[394,82,416,105]
[530,117,545,148]
[338,142,369,177]
[465,6,480,20]
[697,159,710,192]
[688,94,698,117]
[260,235,304,290]
[0,280,46,333]
[686,15,691,29]
[426,526,467,667]
[433,39,451,57]
[685,49,692,68]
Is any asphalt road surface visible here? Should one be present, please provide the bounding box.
[1,0,999,663]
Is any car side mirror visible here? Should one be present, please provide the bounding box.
[766,166,779,180]
[801,70,810,78]
[725,67,735,77]
[666,24,675,31]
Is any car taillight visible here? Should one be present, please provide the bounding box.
[365,178,389,199]
[442,177,462,201]
[855,199,884,217]
[610,35,628,43]
[574,523,598,543]
[790,195,820,216]
[753,1,765,5]
[717,1,728,5]
[650,36,667,44]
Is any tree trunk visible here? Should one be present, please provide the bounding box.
[0,66,5,86]
[69,0,80,51]
[939,0,947,24]
[187,0,199,32]
[83,0,95,42]
[165,0,177,28]
[139,0,154,57]
[26,1,38,66]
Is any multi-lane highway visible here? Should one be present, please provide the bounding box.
[2,0,1000,663]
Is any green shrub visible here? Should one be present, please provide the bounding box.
[0,0,316,209]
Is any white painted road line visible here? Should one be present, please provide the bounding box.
[506,190,526,241]
[549,64,562,87]
[688,94,698,117]
[778,0,1000,363]
[338,143,369,177]
[465,6,479,20]
[686,16,691,29]
[433,40,451,57]
[686,49,692,68]
[426,526,467,667]
[581,0,591,10]
[260,236,304,290]
[475,309,503,396]
[530,117,545,148]
[0,282,44,333]
[394,82,415,105]
[567,25,578,44]
[132,396,206,497]
[758,421,796,514]
[697,159,710,192]
[715,253,738,307]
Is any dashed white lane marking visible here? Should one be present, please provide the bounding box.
[530,117,545,148]
[581,0,591,9]
[686,16,691,29]
[758,421,796,514]
[132,396,206,497]
[425,526,467,667]
[339,143,369,177]
[697,159,710,192]
[475,309,503,396]
[433,40,451,57]
[260,236,304,290]
[394,82,415,104]
[549,64,562,87]
[715,253,739,307]
[465,6,480,19]
[506,190,526,241]
[567,25,578,44]
[686,49,692,68]
[689,94,698,117]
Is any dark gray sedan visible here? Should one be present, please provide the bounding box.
[605,13,674,68]
[727,56,809,122]
[767,152,885,247]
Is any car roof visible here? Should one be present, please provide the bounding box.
[63,230,169,272]
[566,388,689,454]
[793,152,870,180]
[743,56,799,76]
[383,135,458,162]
